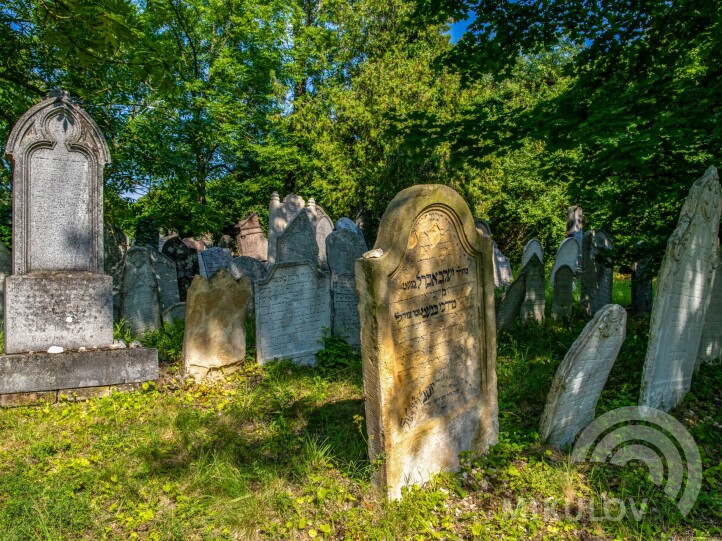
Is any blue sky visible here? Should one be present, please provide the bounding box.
[449,15,476,42]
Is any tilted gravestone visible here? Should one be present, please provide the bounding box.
[104,224,128,321]
[254,261,331,366]
[276,211,318,265]
[630,241,653,313]
[183,270,252,382]
[356,184,498,499]
[336,217,366,243]
[121,247,162,335]
[0,241,10,324]
[474,218,512,289]
[161,236,198,302]
[519,254,545,324]
[1,92,156,394]
[496,273,526,332]
[149,249,180,312]
[267,192,306,265]
[566,206,583,246]
[540,304,627,448]
[521,238,544,269]
[306,198,333,270]
[198,247,232,279]
[162,302,186,325]
[235,212,268,261]
[581,229,614,317]
[228,256,268,311]
[551,265,574,321]
[550,237,580,282]
[641,166,722,411]
[698,255,722,366]
[326,228,367,349]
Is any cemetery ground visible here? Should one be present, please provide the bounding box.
[0,277,720,541]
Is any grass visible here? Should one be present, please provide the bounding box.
[0,277,720,540]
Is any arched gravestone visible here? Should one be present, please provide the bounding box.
[519,254,545,324]
[540,304,627,449]
[581,229,614,317]
[228,256,268,311]
[267,192,305,265]
[496,273,526,332]
[198,247,232,279]
[121,247,162,335]
[474,218,492,236]
[551,265,574,321]
[161,236,198,302]
[276,211,318,265]
[306,198,334,270]
[149,249,180,312]
[550,237,580,282]
[326,228,367,349]
[336,217,366,243]
[698,250,722,365]
[641,166,722,411]
[521,238,544,268]
[356,184,498,499]
[234,212,268,261]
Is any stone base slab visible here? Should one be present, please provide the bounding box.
[0,382,145,407]
[5,272,113,354]
[0,348,158,395]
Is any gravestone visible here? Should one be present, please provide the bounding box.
[182,237,206,253]
[519,254,545,324]
[540,304,627,448]
[161,236,198,301]
[581,230,614,316]
[135,217,160,250]
[198,247,232,279]
[336,217,366,243]
[698,251,722,365]
[474,218,492,237]
[162,302,186,324]
[217,234,235,252]
[267,192,306,265]
[235,212,268,261]
[566,206,583,247]
[276,211,318,265]
[641,166,722,411]
[149,249,179,312]
[474,218,512,289]
[550,237,580,282]
[104,224,128,321]
[2,92,156,393]
[228,256,268,311]
[254,261,331,366]
[551,265,574,321]
[326,229,367,349]
[521,238,544,268]
[183,270,251,382]
[0,242,11,323]
[496,273,526,332]
[311,204,334,270]
[630,241,653,313]
[121,247,162,335]
[356,184,498,499]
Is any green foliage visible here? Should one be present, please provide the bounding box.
[315,333,361,373]
[139,320,185,365]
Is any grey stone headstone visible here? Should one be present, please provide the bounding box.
[630,242,653,313]
[493,243,513,289]
[326,229,367,349]
[641,166,722,411]
[0,241,10,323]
[235,212,268,261]
[217,235,235,252]
[198,247,232,279]
[161,236,198,302]
[540,304,627,448]
[104,224,128,321]
[315,214,334,270]
[149,248,180,312]
[496,273,526,332]
[228,255,268,312]
[698,251,722,366]
[550,237,580,282]
[335,217,365,243]
[254,261,331,366]
[267,192,306,265]
[120,247,161,335]
[162,302,186,324]
[519,254,545,324]
[581,229,614,317]
[276,211,318,266]
[474,218,492,237]
[521,238,544,268]
[551,265,574,321]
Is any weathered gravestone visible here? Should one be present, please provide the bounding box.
[581,230,614,316]
[121,247,162,335]
[641,166,722,411]
[267,192,306,265]
[198,247,232,279]
[1,92,156,394]
[474,218,512,289]
[567,206,583,245]
[519,254,545,324]
[496,273,526,332]
[521,238,544,268]
[540,304,627,448]
[276,211,318,265]
[630,241,653,314]
[307,198,334,270]
[551,265,574,321]
[162,302,186,324]
[228,256,268,311]
[135,217,160,250]
[0,242,10,323]
[474,218,492,236]
[217,234,235,252]
[183,270,252,382]
[161,236,198,301]
[336,217,366,243]
[550,237,580,282]
[356,184,498,499]
[149,249,180,312]
[104,224,128,321]
[254,261,331,366]
[235,212,268,261]
[698,255,722,366]
[326,228,367,349]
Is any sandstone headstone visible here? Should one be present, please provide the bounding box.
[183,270,251,382]
[254,261,331,366]
[162,302,186,324]
[235,212,268,261]
[496,273,526,332]
[519,254,545,324]
[268,192,306,265]
[698,250,722,365]
[121,247,161,335]
[0,241,10,323]
[356,184,498,499]
[630,241,653,313]
[540,304,627,448]
[550,237,580,282]
[161,236,198,301]
[182,237,206,253]
[641,166,722,411]
[551,265,574,321]
[276,211,318,265]
[135,217,160,250]
[326,229,367,348]
[228,255,268,311]
[521,238,544,268]
[198,247,232,279]
[581,229,614,316]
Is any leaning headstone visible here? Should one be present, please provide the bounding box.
[267,192,306,265]
[227,256,268,311]
[104,224,128,321]
[0,242,11,324]
[496,273,526,332]
[550,237,580,282]
[162,302,186,324]
[336,217,366,243]
[474,218,512,289]
[254,261,331,366]
[161,236,198,301]
[310,201,334,270]
[630,241,653,313]
[551,265,574,321]
[276,211,318,265]
[1,92,156,394]
[519,254,545,323]
[235,212,268,261]
[135,217,160,250]
[149,249,180,312]
[540,304,627,448]
[121,247,162,335]
[521,238,544,268]
[356,184,498,499]
[198,247,232,279]
[698,252,722,365]
[581,229,614,316]
[641,166,722,411]
[566,206,583,247]
[326,229,367,349]
[183,270,251,382]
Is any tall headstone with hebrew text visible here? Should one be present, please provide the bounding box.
[161,236,198,301]
[1,92,156,395]
[356,184,498,499]
[581,230,614,316]
[198,247,232,279]
[641,166,722,411]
